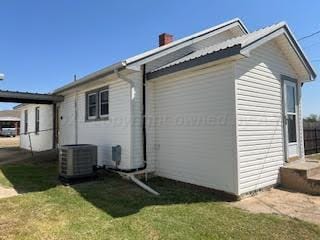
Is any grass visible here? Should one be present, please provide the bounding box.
[0,160,319,240]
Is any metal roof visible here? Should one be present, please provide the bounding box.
[0,117,20,122]
[0,110,20,121]
[0,90,64,104]
[124,18,248,65]
[54,18,248,94]
[54,19,316,93]
[156,23,285,69]
[149,22,316,80]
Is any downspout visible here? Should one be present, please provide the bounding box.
[130,175,159,195]
[112,66,157,195]
[113,66,148,172]
[142,64,147,170]
[74,75,79,144]
[52,103,57,149]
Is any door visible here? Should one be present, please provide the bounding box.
[283,80,299,158]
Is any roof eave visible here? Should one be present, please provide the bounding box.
[147,45,242,80]
[53,61,126,94]
[283,24,317,80]
[125,18,248,66]
[240,24,316,81]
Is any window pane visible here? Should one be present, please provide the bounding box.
[24,110,28,133]
[100,90,109,117]
[88,93,97,118]
[89,94,97,105]
[35,107,40,133]
[288,115,297,143]
[89,106,96,117]
[286,85,296,113]
[100,90,108,103]
[100,103,109,116]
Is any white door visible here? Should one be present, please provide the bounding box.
[283,80,299,158]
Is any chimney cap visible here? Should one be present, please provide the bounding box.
[159,33,174,47]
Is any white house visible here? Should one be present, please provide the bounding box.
[16,104,54,152]
[19,19,316,197]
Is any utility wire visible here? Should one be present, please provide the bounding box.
[298,30,320,41]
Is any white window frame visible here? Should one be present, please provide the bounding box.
[87,92,98,120]
[99,89,109,118]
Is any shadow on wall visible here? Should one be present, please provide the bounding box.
[0,149,220,218]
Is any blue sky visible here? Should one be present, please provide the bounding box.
[0,0,319,116]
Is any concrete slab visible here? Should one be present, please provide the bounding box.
[0,186,18,199]
[282,159,320,170]
[0,136,20,148]
[231,188,320,225]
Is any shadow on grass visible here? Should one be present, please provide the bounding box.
[0,150,220,218]
[72,173,221,218]
[0,149,59,192]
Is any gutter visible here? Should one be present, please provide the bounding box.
[53,62,126,94]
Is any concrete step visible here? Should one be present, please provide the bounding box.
[308,173,320,181]
[280,160,320,195]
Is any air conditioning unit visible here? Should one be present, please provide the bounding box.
[59,144,97,179]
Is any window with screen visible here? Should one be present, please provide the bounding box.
[35,107,40,134]
[24,110,28,134]
[86,86,109,121]
[99,88,109,118]
[286,84,297,143]
[87,93,98,120]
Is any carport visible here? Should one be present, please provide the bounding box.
[0,90,64,149]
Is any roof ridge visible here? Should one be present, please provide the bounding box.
[125,18,248,64]
[151,21,297,74]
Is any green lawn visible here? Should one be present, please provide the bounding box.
[0,159,319,240]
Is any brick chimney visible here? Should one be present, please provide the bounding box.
[159,33,173,47]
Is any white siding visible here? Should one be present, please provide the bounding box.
[130,71,144,169]
[235,41,302,194]
[20,104,53,151]
[58,74,139,169]
[147,63,238,194]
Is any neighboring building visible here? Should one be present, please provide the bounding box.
[0,110,20,136]
[19,19,316,197]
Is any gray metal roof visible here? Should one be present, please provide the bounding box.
[54,19,316,93]
[0,117,20,122]
[152,22,284,70]
[0,110,20,121]
[149,22,316,80]
[124,18,248,65]
[0,90,64,104]
[54,18,248,94]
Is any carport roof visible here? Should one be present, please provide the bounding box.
[0,90,64,105]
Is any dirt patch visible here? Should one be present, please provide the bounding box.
[0,186,18,199]
[231,188,320,225]
[0,147,32,165]
[0,137,20,148]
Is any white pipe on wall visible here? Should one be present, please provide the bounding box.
[130,175,160,196]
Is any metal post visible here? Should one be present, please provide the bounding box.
[28,133,34,156]
[316,128,319,153]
